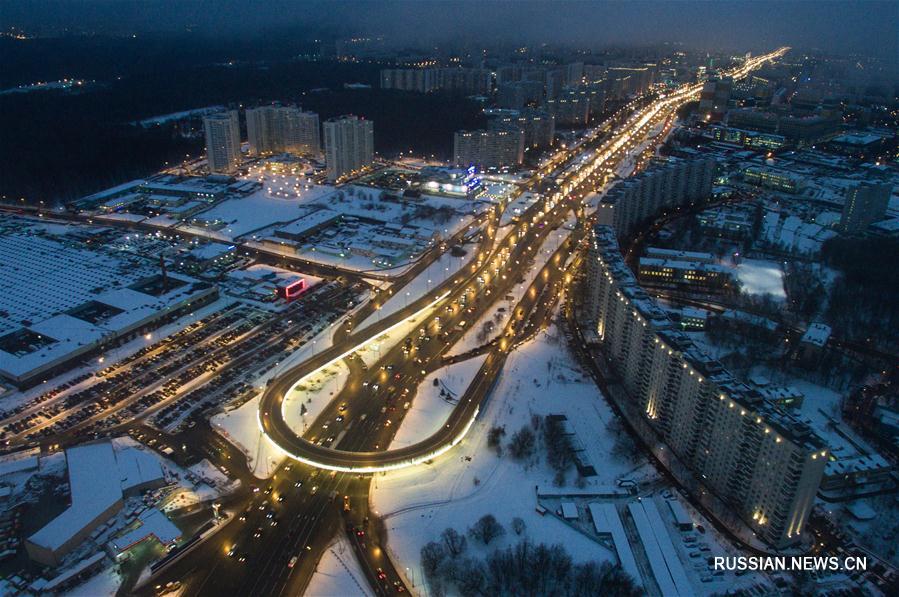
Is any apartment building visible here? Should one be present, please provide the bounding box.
[453,129,524,169]
[203,111,241,174]
[582,225,826,548]
[246,105,320,156]
[595,158,716,238]
[323,115,374,182]
[486,108,556,149]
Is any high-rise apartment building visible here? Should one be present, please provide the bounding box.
[203,110,241,174]
[487,108,555,149]
[583,225,826,548]
[453,129,524,169]
[380,68,492,95]
[379,68,439,93]
[839,181,892,234]
[699,77,733,121]
[246,105,320,156]
[595,158,716,237]
[496,81,544,110]
[545,90,590,126]
[322,115,374,182]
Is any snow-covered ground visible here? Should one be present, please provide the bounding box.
[358,247,478,329]
[371,324,638,587]
[306,535,374,597]
[190,187,335,240]
[735,258,785,299]
[283,361,350,436]
[391,355,487,448]
[60,567,121,597]
[357,315,427,368]
[211,396,284,479]
[447,223,572,357]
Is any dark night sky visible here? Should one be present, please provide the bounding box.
[2,0,897,61]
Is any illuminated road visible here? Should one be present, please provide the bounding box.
[255,47,788,475]
[146,48,788,597]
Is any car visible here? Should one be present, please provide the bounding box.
[228,545,238,557]
[238,554,247,563]
[394,581,406,592]
[294,480,303,488]
[377,568,387,580]
[264,486,273,495]
[277,494,285,503]
[288,555,298,568]
[253,527,263,539]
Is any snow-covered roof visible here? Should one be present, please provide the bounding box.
[801,323,832,348]
[108,509,180,553]
[0,223,213,383]
[560,502,578,519]
[588,503,641,586]
[116,447,165,494]
[29,443,123,552]
[0,447,40,477]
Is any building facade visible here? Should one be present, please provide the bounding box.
[839,181,892,234]
[487,108,555,149]
[698,77,733,121]
[323,115,374,182]
[453,129,524,169]
[583,226,827,548]
[545,90,590,126]
[246,105,320,156]
[595,158,716,238]
[203,111,241,174]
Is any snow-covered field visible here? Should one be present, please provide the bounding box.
[391,355,487,448]
[306,535,374,597]
[371,324,637,586]
[735,258,785,299]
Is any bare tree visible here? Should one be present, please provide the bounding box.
[469,514,506,545]
[420,540,446,578]
[441,527,467,558]
[508,425,536,459]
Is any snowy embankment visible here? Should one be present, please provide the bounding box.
[391,355,488,449]
[447,223,572,357]
[358,246,478,330]
[306,535,375,597]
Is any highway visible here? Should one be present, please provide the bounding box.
[136,49,788,596]
[253,48,790,476]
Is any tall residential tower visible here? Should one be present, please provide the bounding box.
[203,111,241,174]
[322,115,374,182]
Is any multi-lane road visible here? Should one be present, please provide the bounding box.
[112,49,791,596]
[255,48,791,475]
